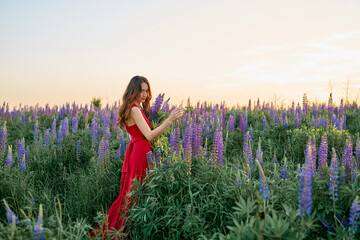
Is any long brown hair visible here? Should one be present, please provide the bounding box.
[117,76,152,129]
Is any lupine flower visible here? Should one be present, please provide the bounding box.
[192,122,202,158]
[72,114,79,133]
[280,157,288,180]
[329,148,339,201]
[57,122,64,151]
[342,136,353,180]
[228,115,235,133]
[243,131,253,176]
[183,121,193,160]
[256,159,270,200]
[299,145,312,218]
[0,121,7,162]
[170,129,176,152]
[340,165,346,184]
[155,148,161,167]
[235,176,242,186]
[5,145,13,169]
[274,114,279,123]
[314,109,319,128]
[146,151,155,167]
[17,139,28,171]
[33,204,43,240]
[175,127,181,155]
[33,120,39,141]
[284,116,288,129]
[98,137,105,172]
[318,134,328,178]
[119,131,126,157]
[349,196,360,237]
[151,93,164,119]
[3,200,19,225]
[76,140,81,160]
[44,129,50,148]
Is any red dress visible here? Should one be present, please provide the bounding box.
[90,103,152,239]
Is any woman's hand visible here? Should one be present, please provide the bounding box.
[168,106,185,123]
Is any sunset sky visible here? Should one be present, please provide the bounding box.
[1,0,360,109]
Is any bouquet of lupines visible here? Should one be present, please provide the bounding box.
[147,93,172,166]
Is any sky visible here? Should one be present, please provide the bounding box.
[1,0,360,109]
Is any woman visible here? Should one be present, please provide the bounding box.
[90,76,184,239]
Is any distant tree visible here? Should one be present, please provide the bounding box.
[91,97,102,108]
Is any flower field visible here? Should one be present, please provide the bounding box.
[1,94,360,239]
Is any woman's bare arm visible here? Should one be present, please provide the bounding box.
[131,106,183,142]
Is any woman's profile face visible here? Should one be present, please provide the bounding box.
[136,82,149,104]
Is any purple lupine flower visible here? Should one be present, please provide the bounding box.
[256,138,263,169]
[44,129,50,148]
[3,200,19,225]
[192,122,202,158]
[332,113,337,127]
[98,137,105,171]
[329,148,339,201]
[210,127,219,167]
[314,109,319,128]
[243,131,253,176]
[51,119,56,140]
[274,114,279,123]
[34,120,39,141]
[236,176,242,186]
[151,93,164,119]
[170,129,176,152]
[318,133,328,178]
[283,116,288,129]
[0,121,7,162]
[299,144,312,218]
[119,131,126,157]
[263,116,267,131]
[340,165,346,184]
[349,196,360,237]
[57,121,64,151]
[216,128,224,167]
[175,127,181,155]
[76,140,81,160]
[146,151,155,166]
[256,159,270,200]
[280,158,288,180]
[33,204,43,240]
[72,114,79,133]
[156,148,161,167]
[5,145,13,169]
[342,136,353,180]
[295,114,300,129]
[63,117,69,136]
[183,121,193,163]
[17,139,28,171]
[228,115,235,133]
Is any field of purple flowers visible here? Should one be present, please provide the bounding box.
[1,93,360,239]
